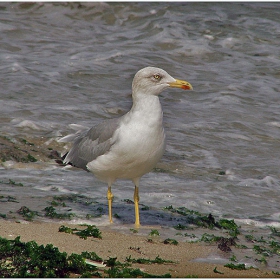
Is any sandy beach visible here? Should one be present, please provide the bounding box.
[0,220,277,278]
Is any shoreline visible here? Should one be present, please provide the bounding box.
[0,135,279,277]
[0,220,277,278]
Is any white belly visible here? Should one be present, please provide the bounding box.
[87,106,166,183]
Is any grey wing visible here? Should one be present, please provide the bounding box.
[63,118,121,171]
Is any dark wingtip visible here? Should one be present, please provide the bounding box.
[49,150,70,166]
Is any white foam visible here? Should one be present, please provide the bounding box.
[238,175,279,189]
[15,120,42,130]
[235,218,280,229]
[220,37,240,49]
[266,121,280,128]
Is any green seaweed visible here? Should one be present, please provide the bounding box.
[0,235,173,277]
[256,256,267,264]
[123,199,134,204]
[44,206,75,220]
[163,238,178,245]
[105,265,171,278]
[245,232,280,258]
[199,234,236,252]
[149,229,160,236]
[164,205,240,236]
[0,236,99,277]
[253,245,272,257]
[106,256,171,278]
[80,251,103,262]
[86,213,102,219]
[130,228,138,233]
[51,194,96,207]
[200,233,221,243]
[224,263,247,270]
[213,266,224,274]
[164,206,217,229]
[269,240,280,254]
[58,225,102,239]
[146,238,154,243]
[174,223,187,230]
[230,255,237,262]
[20,139,35,146]
[17,206,38,221]
[245,234,254,242]
[21,153,37,163]
[125,255,174,264]
[141,205,150,210]
[269,226,280,237]
[0,195,19,203]
[184,232,197,238]
[50,200,66,207]
[8,179,24,186]
[113,213,121,219]
[218,219,240,237]
[0,179,23,187]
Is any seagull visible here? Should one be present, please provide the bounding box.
[59,66,192,227]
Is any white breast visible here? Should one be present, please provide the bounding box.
[87,95,166,183]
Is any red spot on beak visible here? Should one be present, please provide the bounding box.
[182,84,192,90]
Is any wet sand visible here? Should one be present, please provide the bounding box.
[0,220,277,278]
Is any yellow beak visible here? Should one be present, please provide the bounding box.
[168,79,193,90]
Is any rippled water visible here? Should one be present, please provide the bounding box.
[0,1,280,270]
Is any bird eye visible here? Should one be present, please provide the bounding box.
[153,74,161,81]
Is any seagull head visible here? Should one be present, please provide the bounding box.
[132,66,193,97]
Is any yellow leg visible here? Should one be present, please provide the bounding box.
[107,186,114,223]
[134,185,140,228]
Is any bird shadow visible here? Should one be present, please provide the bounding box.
[47,193,216,230]
[76,197,215,230]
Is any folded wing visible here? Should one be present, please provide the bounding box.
[62,118,121,171]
